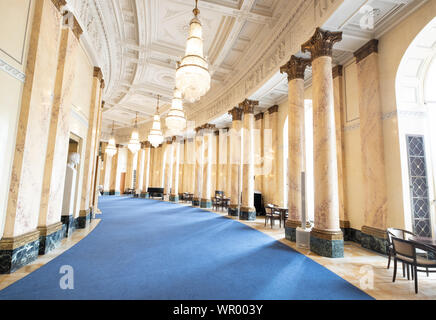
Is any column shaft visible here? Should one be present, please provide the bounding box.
[141,143,151,198]
[193,131,204,206]
[281,56,311,241]
[228,107,243,216]
[240,100,258,220]
[302,27,344,258]
[201,126,214,208]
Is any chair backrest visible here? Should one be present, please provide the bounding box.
[387,228,415,245]
[392,237,416,260]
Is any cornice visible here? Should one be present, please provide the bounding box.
[280,55,311,81]
[354,39,379,64]
[301,27,342,60]
[51,0,66,12]
[229,107,243,121]
[268,105,279,114]
[332,65,343,79]
[255,113,264,121]
[239,99,259,114]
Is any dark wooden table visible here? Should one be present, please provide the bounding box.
[410,236,436,248]
[276,207,288,226]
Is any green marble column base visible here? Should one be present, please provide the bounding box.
[310,228,344,258]
[140,192,150,199]
[169,194,179,203]
[0,230,40,274]
[200,198,212,208]
[228,205,239,217]
[76,209,91,229]
[192,197,200,206]
[240,207,256,221]
[103,191,110,195]
[360,226,388,255]
[37,222,63,255]
[284,220,301,242]
[109,190,120,196]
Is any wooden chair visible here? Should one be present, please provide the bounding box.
[392,237,436,293]
[212,197,221,211]
[387,228,416,271]
[264,204,281,228]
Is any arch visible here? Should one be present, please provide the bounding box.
[396,17,436,237]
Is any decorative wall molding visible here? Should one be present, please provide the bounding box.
[0,58,25,82]
[187,0,344,126]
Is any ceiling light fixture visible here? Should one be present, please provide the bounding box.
[105,121,117,157]
[148,95,164,148]
[128,112,141,154]
[165,87,187,134]
[175,0,211,103]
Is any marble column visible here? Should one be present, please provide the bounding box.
[193,127,204,206]
[134,143,145,197]
[332,65,349,239]
[201,125,215,208]
[100,142,108,194]
[228,107,243,216]
[164,139,173,196]
[280,55,311,242]
[158,144,165,188]
[150,145,157,187]
[354,40,388,253]
[187,138,196,195]
[240,99,258,221]
[181,139,189,197]
[263,111,272,204]
[178,139,185,199]
[170,137,181,202]
[212,130,219,194]
[109,146,120,195]
[254,114,264,195]
[217,129,227,194]
[141,142,151,198]
[267,105,282,207]
[79,66,104,227]
[125,149,135,192]
[302,27,343,258]
[224,128,232,198]
[91,100,104,211]
[0,0,64,273]
[103,151,112,195]
[37,12,82,254]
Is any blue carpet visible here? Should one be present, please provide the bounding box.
[0,196,373,300]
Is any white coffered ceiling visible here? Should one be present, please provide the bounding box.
[66,0,289,135]
[66,0,428,134]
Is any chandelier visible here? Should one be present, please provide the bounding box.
[148,95,164,148]
[165,87,187,133]
[175,0,211,103]
[128,112,141,154]
[105,121,117,157]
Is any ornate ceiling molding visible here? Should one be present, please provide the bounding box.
[186,0,344,126]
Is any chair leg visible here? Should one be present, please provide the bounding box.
[387,252,391,269]
[393,259,397,283]
[403,262,406,278]
[427,267,429,277]
[415,266,418,294]
[407,264,410,280]
[412,266,414,280]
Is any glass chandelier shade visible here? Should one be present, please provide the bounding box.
[165,88,186,133]
[148,95,164,148]
[175,0,211,103]
[128,113,141,154]
[105,121,117,157]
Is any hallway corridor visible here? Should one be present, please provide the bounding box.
[0,197,371,300]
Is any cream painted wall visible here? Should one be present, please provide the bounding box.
[0,0,34,238]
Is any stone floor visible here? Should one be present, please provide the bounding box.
[1,198,435,300]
